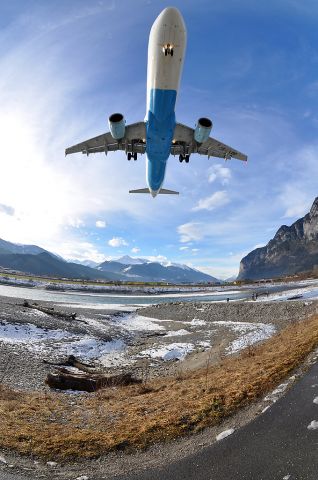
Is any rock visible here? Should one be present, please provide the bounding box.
[238,197,318,280]
[76,476,89,480]
[0,455,7,464]
[47,461,58,467]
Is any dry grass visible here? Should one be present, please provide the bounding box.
[1,314,318,459]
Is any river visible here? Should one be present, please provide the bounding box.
[0,282,303,309]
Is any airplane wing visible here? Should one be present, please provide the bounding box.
[171,123,247,161]
[65,122,146,156]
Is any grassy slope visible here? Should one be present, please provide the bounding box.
[0,314,318,458]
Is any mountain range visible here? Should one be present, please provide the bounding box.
[238,196,318,280]
[0,238,218,284]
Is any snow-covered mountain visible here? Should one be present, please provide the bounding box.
[114,256,200,271]
[98,257,219,283]
[0,238,220,283]
[115,255,145,265]
[0,238,60,259]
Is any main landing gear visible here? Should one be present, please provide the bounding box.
[127,152,137,161]
[179,154,190,163]
[163,44,174,56]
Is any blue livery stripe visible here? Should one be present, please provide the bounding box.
[146,88,177,192]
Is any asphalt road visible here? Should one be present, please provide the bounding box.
[1,361,317,480]
[115,361,318,480]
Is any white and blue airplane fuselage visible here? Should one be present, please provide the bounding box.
[146,7,186,196]
[65,8,247,196]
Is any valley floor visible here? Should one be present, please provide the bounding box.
[0,289,318,479]
[0,294,317,391]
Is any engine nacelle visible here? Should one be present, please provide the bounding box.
[194,117,212,144]
[108,113,126,140]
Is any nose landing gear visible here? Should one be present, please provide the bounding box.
[163,43,174,56]
[179,154,190,163]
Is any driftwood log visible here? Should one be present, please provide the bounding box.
[22,300,81,321]
[46,371,141,392]
[43,355,103,374]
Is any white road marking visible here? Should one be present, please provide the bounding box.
[216,428,234,441]
[261,405,270,413]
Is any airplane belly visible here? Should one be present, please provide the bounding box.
[145,8,187,193]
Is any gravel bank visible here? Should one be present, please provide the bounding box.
[139,299,318,327]
[1,294,317,392]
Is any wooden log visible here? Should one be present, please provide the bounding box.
[44,355,104,374]
[22,300,80,321]
[45,370,141,392]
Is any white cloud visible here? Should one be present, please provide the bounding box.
[0,204,15,216]
[96,220,106,228]
[177,222,205,243]
[191,248,199,252]
[131,247,140,253]
[208,165,232,185]
[67,218,85,228]
[276,145,318,220]
[108,237,128,248]
[280,187,313,219]
[45,240,107,264]
[198,265,238,280]
[192,191,230,212]
[253,243,266,249]
[179,246,189,251]
[145,255,168,264]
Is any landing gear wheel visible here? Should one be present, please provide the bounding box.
[179,155,184,163]
[171,48,174,57]
[133,152,137,161]
[185,155,190,163]
[127,152,132,161]
[164,49,168,56]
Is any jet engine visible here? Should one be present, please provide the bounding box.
[194,117,212,144]
[108,113,126,140]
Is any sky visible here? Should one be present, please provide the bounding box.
[0,0,317,279]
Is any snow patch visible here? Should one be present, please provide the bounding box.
[63,303,141,311]
[165,329,190,337]
[256,285,318,302]
[313,396,318,405]
[212,321,276,354]
[190,318,207,326]
[113,314,164,332]
[139,343,195,361]
[63,337,125,360]
[0,322,73,351]
[264,383,289,402]
[307,420,318,430]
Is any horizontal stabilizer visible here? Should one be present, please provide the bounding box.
[158,188,179,195]
[129,188,150,194]
[129,188,179,195]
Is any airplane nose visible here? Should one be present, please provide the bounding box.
[150,190,158,198]
[160,7,183,23]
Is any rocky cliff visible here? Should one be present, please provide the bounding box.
[238,197,318,280]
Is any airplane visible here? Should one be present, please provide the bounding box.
[65,7,247,198]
